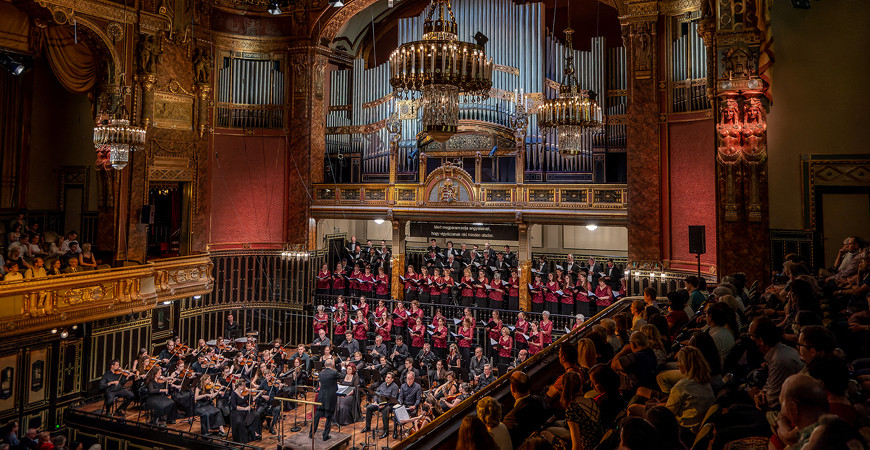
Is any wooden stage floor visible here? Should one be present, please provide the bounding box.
[74,391,409,449]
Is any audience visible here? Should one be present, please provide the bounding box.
[476,396,512,450]
[456,416,498,450]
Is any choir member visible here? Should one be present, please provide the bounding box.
[432,316,449,360]
[544,272,561,315]
[594,278,614,313]
[429,267,443,304]
[332,263,346,297]
[352,310,369,346]
[507,269,520,311]
[489,272,505,310]
[530,273,545,313]
[359,265,375,298]
[375,311,392,343]
[349,265,363,297]
[437,268,452,304]
[409,316,426,358]
[514,312,530,351]
[403,265,420,301]
[540,311,554,345]
[575,272,592,317]
[418,267,431,303]
[457,318,474,362]
[474,269,490,308]
[375,266,390,300]
[316,264,332,296]
[313,305,329,338]
[561,273,576,316]
[528,322,543,355]
[393,301,409,342]
[333,307,348,346]
[487,310,503,354]
[497,327,513,367]
[459,268,475,307]
[374,300,389,324]
[408,299,424,322]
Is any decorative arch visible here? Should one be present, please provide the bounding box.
[422,161,476,206]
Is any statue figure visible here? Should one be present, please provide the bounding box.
[192,48,211,84]
[138,35,162,74]
[741,97,767,161]
[716,98,742,164]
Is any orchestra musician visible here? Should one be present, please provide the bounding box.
[447,344,462,374]
[416,343,436,369]
[288,344,311,372]
[509,349,529,370]
[390,335,410,368]
[441,382,471,409]
[369,335,388,360]
[375,354,392,380]
[282,357,307,400]
[144,370,178,425]
[100,359,134,416]
[339,330,360,356]
[157,339,179,366]
[431,370,459,404]
[429,359,448,385]
[194,375,227,436]
[392,372,422,439]
[254,365,282,435]
[476,364,497,392]
[225,314,240,340]
[229,379,259,443]
[313,329,331,347]
[469,347,489,383]
[399,358,419,381]
[361,371,399,437]
[167,360,195,418]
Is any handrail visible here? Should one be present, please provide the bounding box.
[394,297,635,450]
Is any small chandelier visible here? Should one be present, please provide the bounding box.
[389,0,493,142]
[537,28,603,156]
[93,110,146,170]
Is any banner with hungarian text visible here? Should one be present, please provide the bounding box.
[409,222,519,241]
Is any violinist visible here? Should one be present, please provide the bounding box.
[144,370,178,425]
[254,365,282,435]
[131,348,155,401]
[193,338,210,357]
[157,339,178,366]
[194,375,227,436]
[242,340,257,359]
[269,339,286,373]
[191,354,210,375]
[216,365,235,419]
[429,359,448,385]
[167,360,195,418]
[375,354,392,380]
[431,370,459,403]
[229,380,258,443]
[99,360,134,416]
[225,314,240,340]
[320,346,340,366]
[283,357,307,401]
[441,382,470,410]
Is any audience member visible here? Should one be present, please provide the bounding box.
[456,416,498,450]
[476,396,511,450]
[747,317,804,410]
[503,371,547,446]
[774,374,829,450]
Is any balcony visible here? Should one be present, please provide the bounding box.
[0,254,214,338]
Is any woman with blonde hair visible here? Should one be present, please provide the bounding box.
[476,396,511,450]
[577,338,597,371]
[640,324,668,366]
[664,346,714,432]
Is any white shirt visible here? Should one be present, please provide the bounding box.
[709,326,735,364]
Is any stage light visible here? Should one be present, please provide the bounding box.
[71,325,78,330]
[474,31,489,47]
[267,1,282,15]
[60,331,69,339]
[472,222,484,226]
[163,300,172,305]
[51,328,58,334]
[193,295,202,300]
[374,219,385,225]
[0,54,25,75]
[586,224,598,231]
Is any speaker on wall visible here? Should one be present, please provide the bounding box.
[688,225,706,255]
[140,205,155,224]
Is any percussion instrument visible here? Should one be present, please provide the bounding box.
[234,337,248,350]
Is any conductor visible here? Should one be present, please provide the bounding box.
[309,359,339,441]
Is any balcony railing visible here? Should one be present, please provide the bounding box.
[0,254,214,338]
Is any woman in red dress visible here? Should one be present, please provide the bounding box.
[392,301,409,343]
[540,310,554,346]
[409,316,426,358]
[457,317,474,363]
[349,265,363,297]
[418,267,431,304]
[408,299,424,322]
[498,327,513,367]
[374,300,388,322]
[313,305,329,338]
[403,265,419,301]
[513,312,530,351]
[459,268,474,307]
[530,273,545,313]
[487,310,503,358]
[544,272,561,315]
[332,263,346,297]
[593,278,614,315]
[316,264,332,296]
[376,311,392,343]
[352,310,368,343]
[375,266,390,300]
[357,296,370,320]
[474,269,490,308]
[432,316,449,360]
[333,306,348,345]
[437,269,451,304]
[488,273,505,311]
[429,268,443,304]
[359,266,375,298]
[507,269,520,311]
[528,322,543,355]
[560,273,576,316]
[574,272,591,318]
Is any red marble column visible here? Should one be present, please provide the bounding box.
[623,19,663,264]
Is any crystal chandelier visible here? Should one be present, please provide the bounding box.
[537,28,603,156]
[93,112,147,170]
[389,0,493,142]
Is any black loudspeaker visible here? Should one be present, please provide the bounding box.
[140,205,155,224]
[688,225,706,255]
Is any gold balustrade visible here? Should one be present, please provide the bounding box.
[0,254,214,338]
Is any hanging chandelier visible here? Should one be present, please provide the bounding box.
[537,28,603,156]
[93,112,147,170]
[389,0,493,143]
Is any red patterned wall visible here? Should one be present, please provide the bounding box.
[210,134,287,245]
[668,120,717,266]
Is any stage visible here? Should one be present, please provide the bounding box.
[68,390,407,450]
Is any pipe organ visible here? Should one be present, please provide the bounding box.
[216,53,286,128]
[324,0,629,184]
[669,19,710,112]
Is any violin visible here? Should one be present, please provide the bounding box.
[225,373,242,383]
[240,388,262,396]
[172,344,190,355]
[204,382,215,390]
[176,368,196,378]
[113,368,134,377]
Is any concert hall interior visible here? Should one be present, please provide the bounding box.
[0,0,869,449]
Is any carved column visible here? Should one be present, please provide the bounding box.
[391,217,406,300]
[196,83,210,138]
[621,5,662,264]
[518,221,531,311]
[710,1,771,282]
[287,45,318,245]
[140,74,157,128]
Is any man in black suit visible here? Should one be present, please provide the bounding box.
[534,255,550,276]
[309,359,339,441]
[427,239,440,256]
[603,259,623,290]
[443,254,461,283]
[443,241,459,261]
[493,253,511,280]
[564,254,582,281]
[459,243,472,266]
[361,371,399,436]
[225,314,240,340]
[99,359,134,415]
[503,371,547,446]
[503,245,516,267]
[586,257,604,286]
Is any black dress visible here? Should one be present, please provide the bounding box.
[145,380,178,423]
[230,391,253,443]
[194,389,225,434]
[334,374,361,425]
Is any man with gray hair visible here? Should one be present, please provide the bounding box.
[774,374,829,450]
[612,331,657,390]
[826,236,863,283]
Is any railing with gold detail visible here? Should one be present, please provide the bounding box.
[0,254,214,338]
[312,183,628,214]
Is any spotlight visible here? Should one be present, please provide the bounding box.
[60,331,69,339]
[71,325,78,330]
[329,0,344,6]
[267,1,282,15]
[586,224,598,231]
[51,328,58,334]
[474,31,489,47]
[374,219,385,225]
[0,54,26,76]
[193,295,202,300]
[163,300,172,305]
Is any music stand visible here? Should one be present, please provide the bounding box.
[310,345,326,358]
[336,347,351,359]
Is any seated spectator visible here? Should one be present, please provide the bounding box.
[612,331,658,391]
[656,331,723,394]
[576,338,597,380]
[503,371,547,446]
[825,236,863,284]
[476,396,512,450]
[747,317,804,410]
[643,287,657,307]
[546,344,582,407]
[3,262,22,281]
[630,300,647,331]
[63,257,83,274]
[589,364,625,425]
[63,241,80,265]
[803,414,865,450]
[797,325,836,366]
[47,259,63,276]
[614,314,631,347]
[79,243,97,270]
[24,258,47,279]
[684,276,705,313]
[7,248,30,271]
[29,235,47,258]
[662,346,714,432]
[48,236,64,257]
[665,292,689,337]
[806,356,858,427]
[705,302,738,365]
[599,318,622,353]
[645,406,686,450]
[560,371,602,450]
[587,326,615,363]
[773,374,829,450]
[639,325,668,366]
[456,416,497,450]
[618,417,657,450]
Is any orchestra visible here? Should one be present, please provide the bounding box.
[93,240,624,445]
